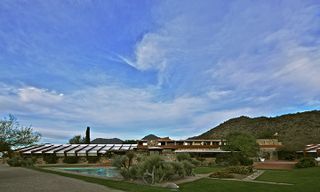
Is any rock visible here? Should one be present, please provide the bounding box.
[166,182,179,189]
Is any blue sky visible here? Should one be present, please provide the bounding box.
[0,0,320,143]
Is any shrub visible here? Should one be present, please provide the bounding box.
[87,156,100,163]
[215,153,253,166]
[227,166,253,175]
[295,157,316,168]
[190,159,201,166]
[21,158,34,167]
[43,155,58,164]
[215,153,237,166]
[182,160,195,176]
[208,160,216,167]
[239,156,253,166]
[278,150,296,161]
[176,153,191,162]
[196,157,206,166]
[209,170,233,178]
[138,155,175,184]
[128,166,139,179]
[176,153,200,166]
[7,157,22,167]
[63,156,78,164]
[7,156,34,167]
[170,161,186,177]
[112,155,129,169]
[112,154,198,184]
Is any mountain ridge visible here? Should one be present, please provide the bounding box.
[193,110,320,151]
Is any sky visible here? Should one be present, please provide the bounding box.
[0,0,320,143]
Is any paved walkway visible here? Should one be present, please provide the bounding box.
[0,164,124,192]
[243,170,265,181]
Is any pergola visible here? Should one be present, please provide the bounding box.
[17,144,138,157]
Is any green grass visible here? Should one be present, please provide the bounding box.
[32,167,170,192]
[193,166,222,174]
[256,167,320,191]
[180,167,320,192]
[180,178,291,192]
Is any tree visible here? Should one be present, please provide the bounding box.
[85,126,90,144]
[123,140,138,144]
[223,132,259,157]
[0,115,40,154]
[69,135,85,144]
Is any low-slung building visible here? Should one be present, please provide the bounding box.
[17,144,138,157]
[298,144,320,157]
[256,139,283,160]
[137,137,228,156]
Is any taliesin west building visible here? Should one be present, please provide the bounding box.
[16,134,283,164]
[137,134,283,160]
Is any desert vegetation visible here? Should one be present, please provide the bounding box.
[112,152,199,184]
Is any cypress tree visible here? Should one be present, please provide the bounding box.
[85,126,90,144]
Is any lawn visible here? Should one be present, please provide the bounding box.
[256,167,320,191]
[193,166,222,174]
[180,167,320,192]
[33,166,320,192]
[180,178,291,192]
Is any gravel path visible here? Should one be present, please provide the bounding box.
[0,164,124,192]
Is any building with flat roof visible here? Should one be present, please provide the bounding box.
[137,136,228,157]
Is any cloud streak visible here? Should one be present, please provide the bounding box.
[0,1,319,143]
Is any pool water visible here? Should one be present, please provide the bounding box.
[59,167,121,178]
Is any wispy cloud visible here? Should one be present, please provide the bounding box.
[0,1,319,143]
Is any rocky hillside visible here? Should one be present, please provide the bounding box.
[193,110,320,151]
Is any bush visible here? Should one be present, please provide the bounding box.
[239,156,253,166]
[170,161,186,177]
[227,166,253,175]
[215,153,253,166]
[138,155,175,184]
[295,157,316,168]
[196,157,206,166]
[112,155,129,168]
[7,157,21,167]
[215,153,237,166]
[177,153,191,162]
[7,156,34,167]
[208,160,216,167]
[112,154,198,184]
[190,159,201,166]
[176,153,200,166]
[209,170,233,178]
[63,156,78,164]
[87,156,100,163]
[182,160,195,176]
[21,158,34,167]
[278,150,296,161]
[43,155,58,164]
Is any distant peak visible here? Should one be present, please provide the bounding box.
[142,134,160,140]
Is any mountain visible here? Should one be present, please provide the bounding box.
[193,110,320,151]
[91,138,123,144]
[142,134,160,140]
